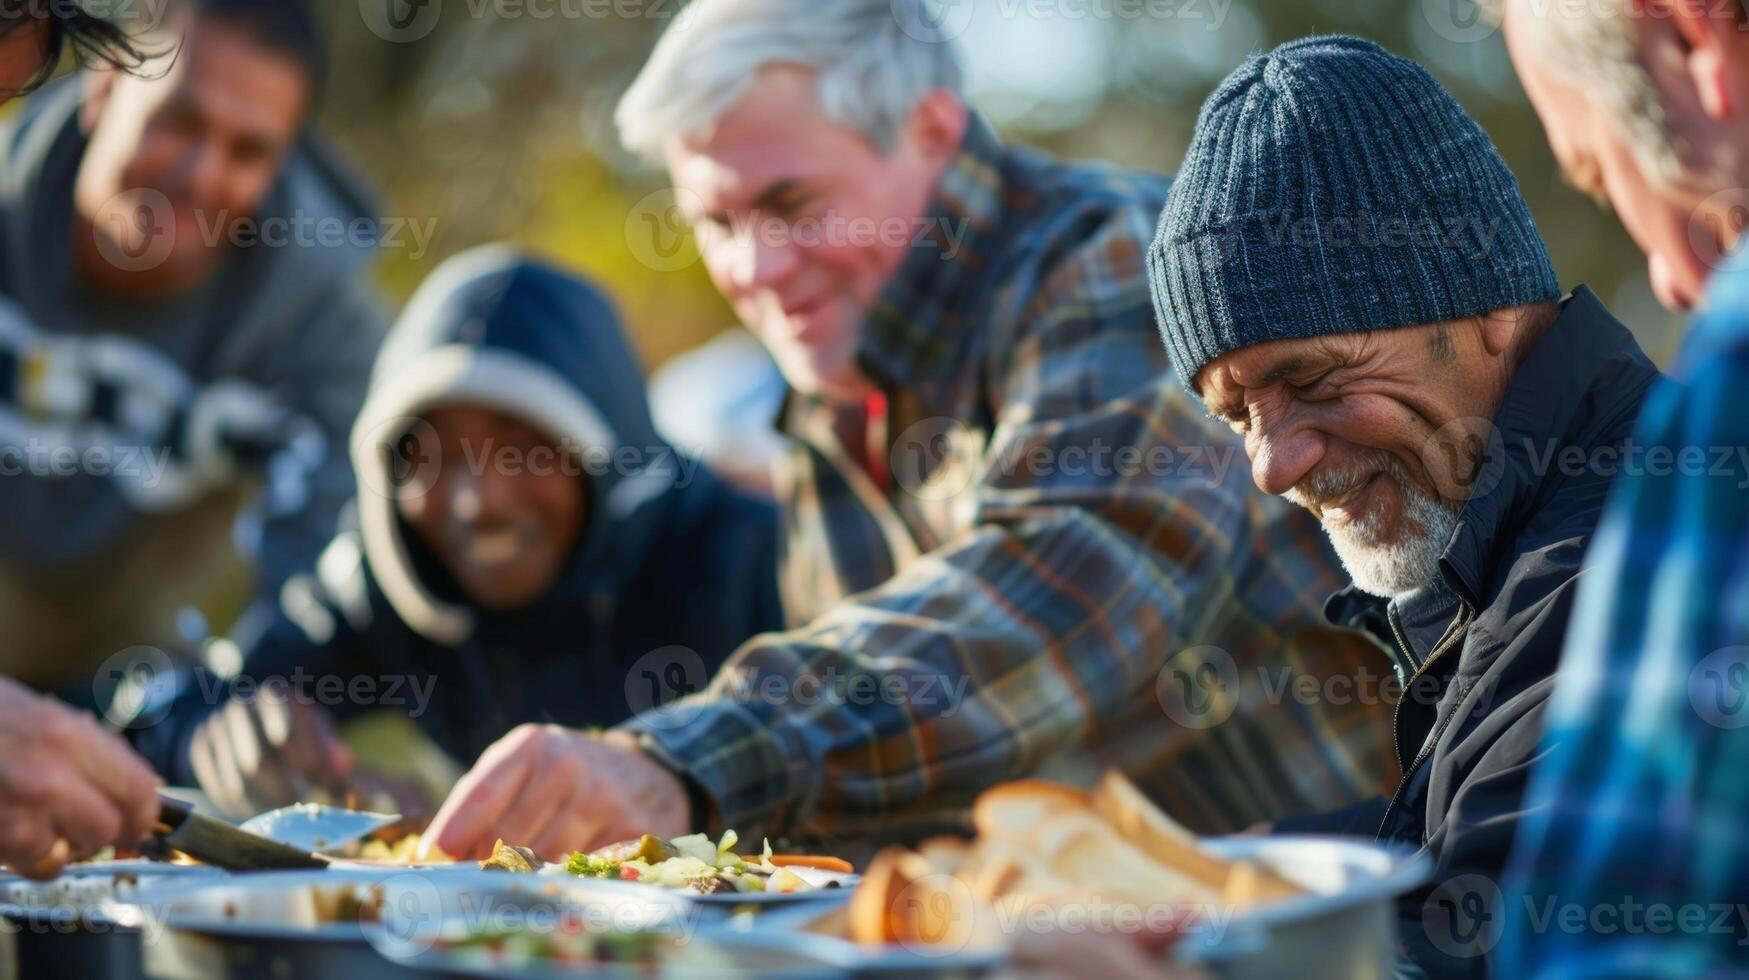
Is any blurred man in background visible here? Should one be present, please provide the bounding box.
[127,247,785,821]
[0,0,165,882]
[1498,0,1749,971]
[423,0,1395,862]
[0,0,386,708]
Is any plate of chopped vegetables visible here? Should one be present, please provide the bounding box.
[478,831,857,903]
[364,869,839,979]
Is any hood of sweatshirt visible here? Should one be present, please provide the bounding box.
[351,246,685,644]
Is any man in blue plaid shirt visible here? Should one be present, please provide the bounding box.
[1498,0,1749,973]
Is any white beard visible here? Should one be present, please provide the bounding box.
[1325,486,1457,598]
[1289,455,1460,599]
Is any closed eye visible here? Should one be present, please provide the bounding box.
[1289,370,1338,400]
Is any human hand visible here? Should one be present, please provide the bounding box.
[187,679,356,819]
[421,726,689,863]
[0,679,160,878]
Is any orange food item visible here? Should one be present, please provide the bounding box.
[768,854,855,874]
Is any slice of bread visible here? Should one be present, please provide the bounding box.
[1091,771,1300,903]
[847,848,989,947]
[1036,816,1220,905]
[847,770,1302,953]
[847,846,928,943]
[915,836,973,876]
[971,780,1089,841]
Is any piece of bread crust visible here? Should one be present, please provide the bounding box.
[1091,771,1299,903]
[971,780,1091,842]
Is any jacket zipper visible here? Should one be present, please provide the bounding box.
[1377,608,1472,840]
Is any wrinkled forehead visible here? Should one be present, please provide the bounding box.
[1195,334,1347,399]
[1193,326,1424,419]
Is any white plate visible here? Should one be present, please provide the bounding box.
[690,866,858,904]
[540,865,859,905]
[365,870,840,978]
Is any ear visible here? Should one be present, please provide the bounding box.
[78,70,116,136]
[903,89,969,163]
[1481,303,1557,361]
[1643,0,1740,121]
[1478,308,1519,358]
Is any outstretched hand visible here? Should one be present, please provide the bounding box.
[422,726,690,863]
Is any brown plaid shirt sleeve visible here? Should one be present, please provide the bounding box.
[624,117,1395,838]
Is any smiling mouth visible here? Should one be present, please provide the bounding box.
[460,527,528,567]
[782,295,832,320]
[1314,472,1382,523]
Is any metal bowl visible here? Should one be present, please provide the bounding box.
[0,861,223,980]
[1179,835,1429,980]
[104,866,421,979]
[710,834,1428,979]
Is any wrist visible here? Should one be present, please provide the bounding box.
[618,730,712,833]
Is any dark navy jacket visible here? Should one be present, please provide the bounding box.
[1306,287,1661,978]
[129,249,784,782]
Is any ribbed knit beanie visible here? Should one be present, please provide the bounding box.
[1147,36,1561,392]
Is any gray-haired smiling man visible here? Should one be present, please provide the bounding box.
[1148,36,1661,975]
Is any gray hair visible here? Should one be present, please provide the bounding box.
[1484,0,1690,184]
[615,0,965,165]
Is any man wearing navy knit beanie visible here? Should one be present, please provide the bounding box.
[1149,37,1661,976]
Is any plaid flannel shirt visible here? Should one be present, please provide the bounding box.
[1498,263,1749,977]
[625,116,1396,839]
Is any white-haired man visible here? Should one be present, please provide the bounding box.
[1496,0,1749,972]
[422,0,1395,859]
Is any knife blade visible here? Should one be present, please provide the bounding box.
[152,795,328,871]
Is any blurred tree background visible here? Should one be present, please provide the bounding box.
[319,0,1681,373]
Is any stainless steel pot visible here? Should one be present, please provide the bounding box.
[0,861,222,980]
[713,834,1428,979]
[106,867,418,979]
[1179,835,1429,980]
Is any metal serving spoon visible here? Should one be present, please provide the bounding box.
[239,803,402,855]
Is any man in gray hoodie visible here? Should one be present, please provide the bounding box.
[0,0,387,704]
